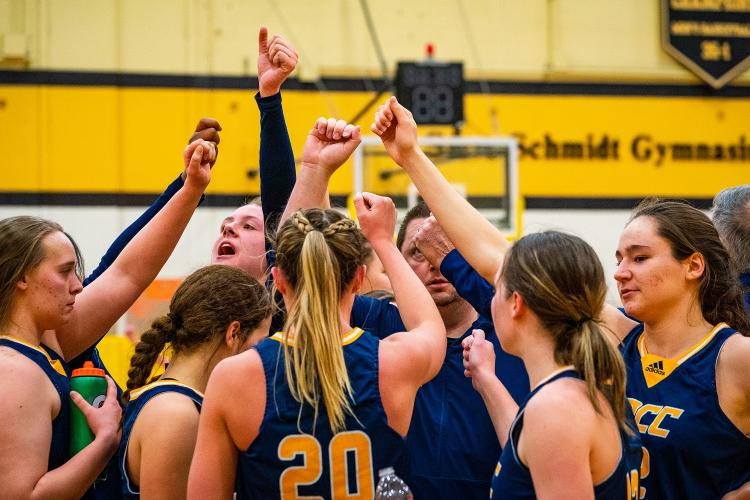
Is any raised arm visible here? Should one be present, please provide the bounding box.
[415,215,495,319]
[355,192,446,383]
[372,96,509,282]
[256,27,298,235]
[279,118,361,224]
[188,351,265,500]
[462,330,518,446]
[55,140,214,360]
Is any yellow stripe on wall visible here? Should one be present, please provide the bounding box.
[3,84,749,198]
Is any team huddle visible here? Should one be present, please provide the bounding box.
[1,28,749,500]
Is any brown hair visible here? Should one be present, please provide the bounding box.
[630,198,750,335]
[0,216,83,329]
[123,265,271,403]
[501,231,628,427]
[396,202,431,252]
[273,208,367,432]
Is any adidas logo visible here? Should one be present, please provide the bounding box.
[645,360,665,376]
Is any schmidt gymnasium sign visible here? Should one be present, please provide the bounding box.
[663,0,750,88]
[513,134,750,166]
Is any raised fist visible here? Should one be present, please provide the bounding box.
[258,27,298,97]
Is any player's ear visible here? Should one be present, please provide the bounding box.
[350,265,366,293]
[510,291,526,319]
[272,267,289,296]
[224,321,241,350]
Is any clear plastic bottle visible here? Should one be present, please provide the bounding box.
[374,466,413,500]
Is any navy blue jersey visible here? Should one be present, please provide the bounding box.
[118,381,203,499]
[491,369,642,500]
[621,322,750,499]
[237,328,406,499]
[440,249,495,320]
[0,337,71,470]
[350,298,530,500]
[77,347,123,500]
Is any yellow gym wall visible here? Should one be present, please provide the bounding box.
[3,0,748,379]
[2,0,749,200]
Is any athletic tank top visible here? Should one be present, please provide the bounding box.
[0,336,71,470]
[118,380,203,499]
[621,322,750,499]
[236,328,406,499]
[490,368,642,500]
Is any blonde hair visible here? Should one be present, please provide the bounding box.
[274,209,366,433]
[501,231,628,427]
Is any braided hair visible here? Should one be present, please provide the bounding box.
[123,265,271,403]
[273,208,367,433]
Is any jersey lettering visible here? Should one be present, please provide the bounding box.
[278,431,375,500]
[278,435,324,500]
[626,468,640,500]
[628,398,683,438]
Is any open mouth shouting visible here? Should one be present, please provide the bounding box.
[216,241,237,259]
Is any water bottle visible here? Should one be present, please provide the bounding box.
[374,466,413,500]
[69,361,107,456]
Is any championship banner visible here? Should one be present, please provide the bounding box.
[662,0,750,88]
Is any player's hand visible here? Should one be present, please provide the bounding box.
[415,216,455,270]
[722,481,750,500]
[300,118,361,174]
[462,329,496,390]
[371,96,420,166]
[182,139,214,194]
[354,192,397,245]
[258,27,298,97]
[70,375,122,452]
[184,118,221,178]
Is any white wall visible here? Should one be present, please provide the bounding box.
[1,205,639,307]
[523,209,633,305]
[0,205,224,279]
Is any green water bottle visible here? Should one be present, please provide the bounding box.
[69,361,107,457]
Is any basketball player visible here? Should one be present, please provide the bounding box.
[187,194,446,498]
[119,265,270,498]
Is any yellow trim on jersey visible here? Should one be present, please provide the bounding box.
[531,365,575,391]
[128,379,204,402]
[269,327,365,347]
[637,322,728,388]
[637,322,728,362]
[0,335,68,377]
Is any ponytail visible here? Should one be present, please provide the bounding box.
[122,265,271,406]
[502,231,629,429]
[572,319,627,428]
[123,315,173,404]
[275,210,365,433]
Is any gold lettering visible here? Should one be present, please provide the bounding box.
[671,0,750,12]
[671,20,750,38]
[701,40,733,60]
[634,404,661,434]
[647,407,684,438]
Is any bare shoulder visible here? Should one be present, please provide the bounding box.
[718,334,750,384]
[524,378,595,437]
[0,345,38,371]
[721,333,750,360]
[601,304,638,344]
[0,347,52,393]
[137,391,201,433]
[213,347,264,390]
[207,348,266,450]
